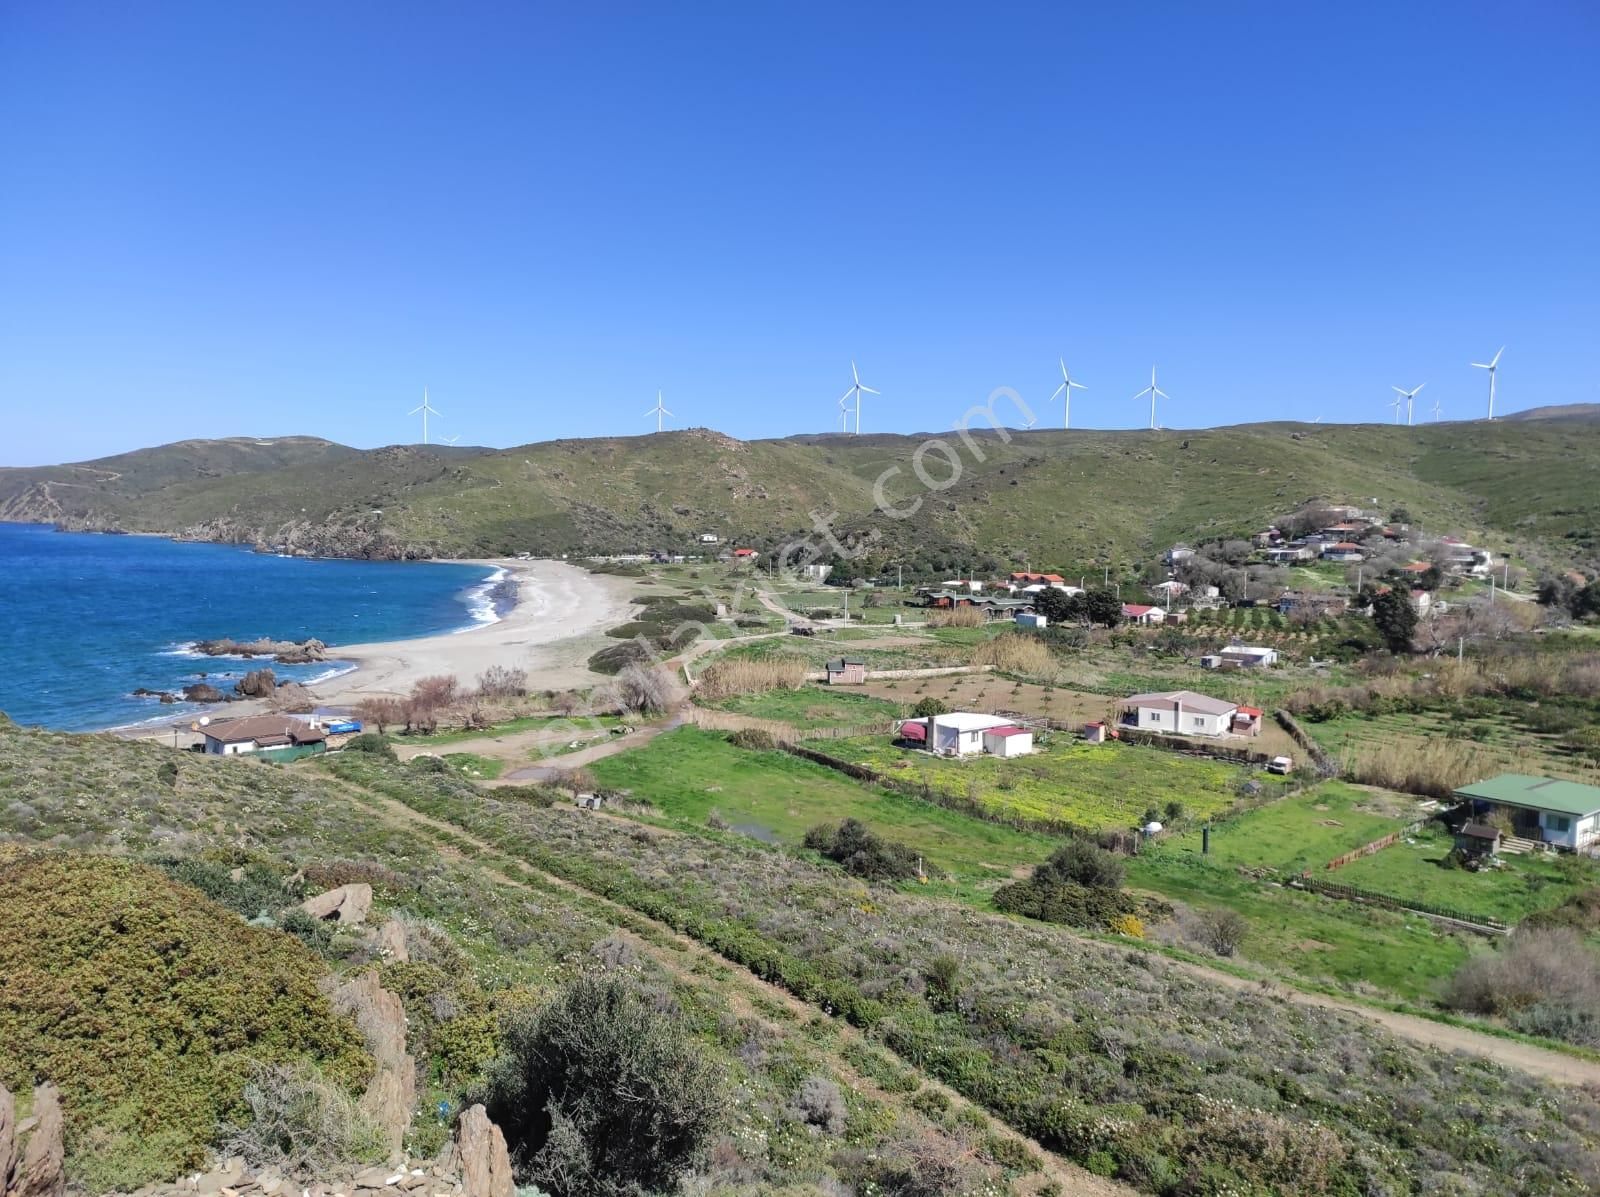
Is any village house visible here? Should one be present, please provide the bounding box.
[824,656,866,685]
[1014,611,1047,630]
[1121,690,1240,738]
[730,547,759,561]
[1121,603,1166,626]
[1165,544,1195,566]
[1275,589,1348,618]
[896,712,1034,757]
[1201,644,1279,669]
[1151,580,1188,602]
[1454,774,1600,853]
[1266,545,1317,565]
[200,715,326,759]
[1009,570,1066,586]
[1320,541,1365,563]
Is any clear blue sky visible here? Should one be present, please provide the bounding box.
[3,2,1596,464]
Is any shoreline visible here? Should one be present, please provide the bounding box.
[112,559,642,738]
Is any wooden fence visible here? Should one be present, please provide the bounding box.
[1322,828,1407,872]
[1289,874,1507,933]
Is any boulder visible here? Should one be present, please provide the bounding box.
[1,1083,15,1196]
[300,883,372,925]
[373,919,409,962]
[8,1084,64,1197]
[183,682,229,703]
[445,1107,512,1197]
[235,669,277,699]
[327,972,416,1162]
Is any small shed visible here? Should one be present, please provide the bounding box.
[1231,705,1264,737]
[982,726,1034,757]
[1454,822,1501,859]
[1082,721,1110,743]
[1015,611,1048,630]
[574,792,604,810]
[825,657,866,685]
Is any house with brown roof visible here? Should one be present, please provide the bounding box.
[1121,690,1239,737]
[201,715,326,758]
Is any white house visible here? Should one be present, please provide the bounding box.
[1015,611,1048,630]
[698,533,720,544]
[201,715,326,757]
[1211,645,1279,669]
[1121,603,1167,626]
[1122,690,1239,738]
[1455,774,1600,852]
[1152,580,1189,602]
[1320,542,1365,563]
[897,712,1023,757]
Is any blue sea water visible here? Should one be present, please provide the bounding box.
[0,522,501,731]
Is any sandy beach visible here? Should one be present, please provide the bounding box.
[311,558,641,703]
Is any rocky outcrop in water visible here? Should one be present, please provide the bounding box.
[194,638,327,663]
[181,682,229,703]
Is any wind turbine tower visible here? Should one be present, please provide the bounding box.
[840,361,879,435]
[1133,366,1168,430]
[1049,359,1086,429]
[409,388,440,445]
[1392,384,1424,426]
[1430,395,1443,422]
[646,390,672,433]
[1471,347,1504,419]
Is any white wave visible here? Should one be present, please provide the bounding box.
[453,567,509,633]
[300,662,358,687]
[157,642,207,658]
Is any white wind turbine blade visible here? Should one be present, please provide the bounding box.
[840,386,857,405]
[1050,382,1067,401]
[851,360,861,385]
[859,385,880,395]
[661,407,673,417]
[1490,346,1504,368]
[1069,379,1087,391]
[1153,387,1170,400]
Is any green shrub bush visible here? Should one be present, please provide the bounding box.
[0,853,370,1191]
[804,818,922,882]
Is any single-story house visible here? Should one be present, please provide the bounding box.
[1122,690,1239,738]
[1121,603,1166,626]
[1165,544,1195,565]
[1152,580,1188,601]
[1009,571,1065,586]
[1321,542,1365,563]
[731,547,758,560]
[1454,774,1600,853]
[1266,545,1317,564]
[1231,705,1264,737]
[1207,645,1279,669]
[940,578,985,593]
[897,712,1021,757]
[1015,611,1047,630]
[983,725,1034,757]
[201,715,326,758]
[825,657,866,685]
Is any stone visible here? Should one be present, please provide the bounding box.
[373,919,409,962]
[0,1083,16,1197]
[9,1084,65,1197]
[328,973,415,1160]
[300,883,372,925]
[451,1107,513,1197]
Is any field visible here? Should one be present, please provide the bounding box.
[1155,781,1417,873]
[824,733,1260,832]
[586,727,1053,901]
[704,684,906,729]
[1332,825,1600,924]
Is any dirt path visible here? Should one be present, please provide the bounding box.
[344,781,1133,1197]
[492,717,686,784]
[1173,960,1600,1087]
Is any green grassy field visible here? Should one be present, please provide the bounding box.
[586,726,1054,901]
[1156,781,1417,873]
[824,733,1259,832]
[441,751,506,780]
[705,685,906,728]
[1331,825,1600,924]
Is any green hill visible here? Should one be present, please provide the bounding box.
[3,417,1597,570]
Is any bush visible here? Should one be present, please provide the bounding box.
[992,877,1142,929]
[928,606,985,628]
[615,663,674,714]
[1199,909,1248,957]
[726,727,777,751]
[0,854,370,1190]
[220,1061,385,1174]
[1034,840,1126,890]
[476,665,529,698]
[911,697,949,718]
[1443,927,1600,1047]
[344,733,396,759]
[477,972,725,1197]
[789,1076,847,1135]
[803,819,922,882]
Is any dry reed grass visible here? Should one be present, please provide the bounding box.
[697,655,809,699]
[927,606,986,628]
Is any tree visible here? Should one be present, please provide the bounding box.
[1083,589,1123,627]
[1032,587,1082,624]
[1371,589,1418,654]
[1199,910,1248,957]
[479,972,725,1197]
[911,697,949,717]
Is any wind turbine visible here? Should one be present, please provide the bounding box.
[1471,346,1504,419]
[1430,395,1443,422]
[1049,359,1086,429]
[646,390,672,433]
[839,361,878,435]
[408,388,440,445]
[1133,366,1168,430]
[441,435,461,445]
[1392,384,1424,426]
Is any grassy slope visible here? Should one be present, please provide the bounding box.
[6,417,1598,566]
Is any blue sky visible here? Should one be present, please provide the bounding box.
[2,2,1596,464]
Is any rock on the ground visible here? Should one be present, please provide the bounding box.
[235,668,277,699]
[7,1084,64,1197]
[327,972,416,1160]
[300,883,372,925]
[445,1107,512,1197]
[372,919,409,962]
[0,1083,15,1195]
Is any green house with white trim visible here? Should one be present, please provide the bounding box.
[1453,774,1600,853]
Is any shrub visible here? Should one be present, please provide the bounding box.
[344,733,396,760]
[789,1076,847,1136]
[1443,927,1600,1047]
[476,665,528,698]
[803,819,922,882]
[220,1061,385,1174]
[911,697,949,718]
[477,972,725,1197]
[1034,840,1126,890]
[1199,909,1248,957]
[726,727,777,751]
[0,854,370,1190]
[1108,913,1145,938]
[992,877,1142,929]
[615,663,674,714]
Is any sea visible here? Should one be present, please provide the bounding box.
[0,522,506,732]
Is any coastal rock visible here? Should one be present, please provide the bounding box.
[195,638,328,664]
[267,682,315,714]
[235,669,277,699]
[326,972,416,1160]
[182,682,229,703]
[7,1084,65,1197]
[301,883,372,925]
[443,1107,512,1197]
[132,688,179,704]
